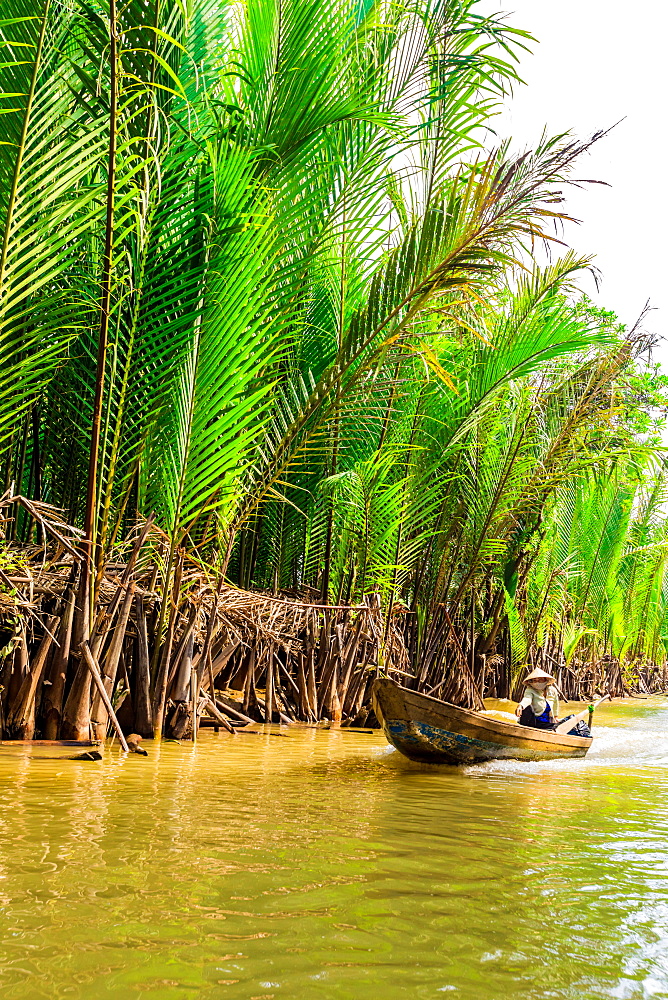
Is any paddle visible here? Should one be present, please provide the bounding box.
[554,694,610,736]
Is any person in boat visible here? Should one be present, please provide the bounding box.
[515,667,560,730]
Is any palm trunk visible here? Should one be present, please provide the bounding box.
[5,617,57,739]
[42,570,78,738]
[65,0,118,737]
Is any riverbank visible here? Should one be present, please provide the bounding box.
[0,697,667,1000]
[1,529,664,749]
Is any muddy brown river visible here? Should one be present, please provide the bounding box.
[0,697,666,999]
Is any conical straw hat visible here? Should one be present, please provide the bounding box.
[524,666,555,684]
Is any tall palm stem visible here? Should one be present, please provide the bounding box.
[81,0,118,636]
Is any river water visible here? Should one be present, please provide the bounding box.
[0,698,667,1000]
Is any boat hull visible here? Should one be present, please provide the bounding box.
[372,678,591,764]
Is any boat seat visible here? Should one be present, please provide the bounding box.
[478,709,520,725]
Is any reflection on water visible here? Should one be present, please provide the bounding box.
[0,699,667,999]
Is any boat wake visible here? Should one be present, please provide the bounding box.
[466,715,668,776]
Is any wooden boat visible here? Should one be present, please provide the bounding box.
[372,678,592,764]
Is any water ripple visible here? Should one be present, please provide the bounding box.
[0,700,667,998]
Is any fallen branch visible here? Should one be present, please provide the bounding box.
[201,693,236,734]
[79,641,129,752]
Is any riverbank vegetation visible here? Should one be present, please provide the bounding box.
[1,0,666,739]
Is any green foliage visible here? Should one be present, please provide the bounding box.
[0,0,665,676]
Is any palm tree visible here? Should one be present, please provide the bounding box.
[0,0,665,737]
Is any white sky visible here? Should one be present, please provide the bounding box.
[484,0,667,363]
